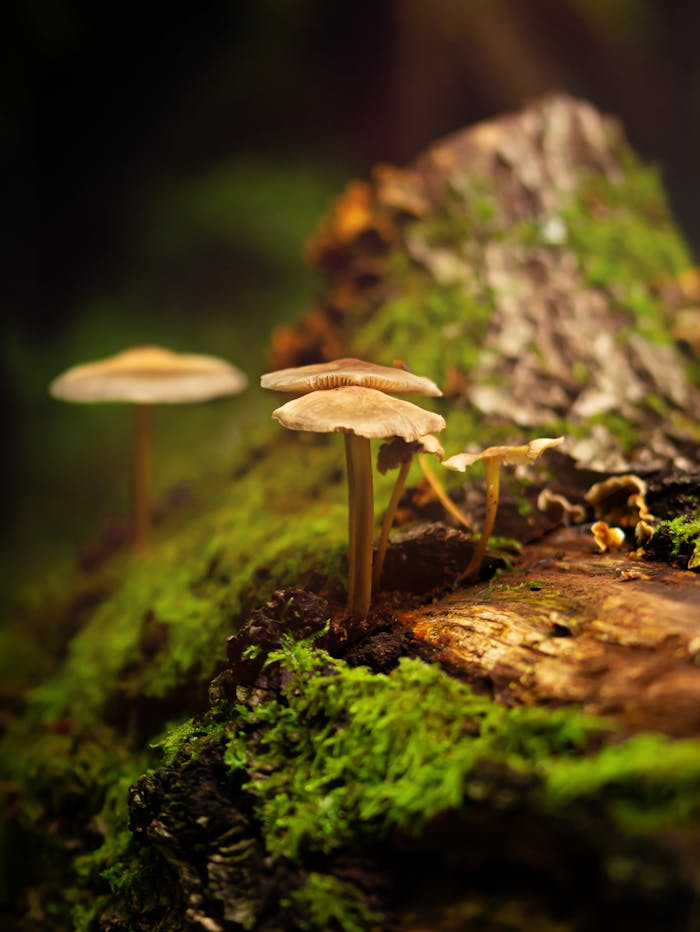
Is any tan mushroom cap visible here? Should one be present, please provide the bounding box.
[272,386,445,441]
[584,474,654,527]
[443,437,564,472]
[261,357,442,397]
[50,345,248,404]
[591,521,626,553]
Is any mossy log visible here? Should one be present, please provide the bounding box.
[3,95,700,931]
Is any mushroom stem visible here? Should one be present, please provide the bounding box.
[344,434,357,609]
[461,456,500,582]
[345,434,374,617]
[373,457,412,589]
[132,403,152,551]
[418,454,471,531]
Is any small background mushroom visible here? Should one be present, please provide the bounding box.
[444,437,564,581]
[51,345,247,550]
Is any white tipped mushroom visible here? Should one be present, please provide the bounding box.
[50,345,247,551]
[271,385,445,618]
[443,437,564,581]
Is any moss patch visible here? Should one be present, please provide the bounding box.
[225,638,700,856]
[98,636,700,930]
[21,429,352,726]
[563,155,692,347]
[657,512,700,569]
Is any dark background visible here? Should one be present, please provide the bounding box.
[4,0,700,596]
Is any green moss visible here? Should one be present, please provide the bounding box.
[1,720,150,931]
[543,734,700,832]
[218,638,700,865]
[351,275,493,392]
[659,513,700,567]
[562,155,692,346]
[284,873,383,932]
[587,410,641,453]
[23,430,352,724]
[661,513,700,555]
[151,710,230,765]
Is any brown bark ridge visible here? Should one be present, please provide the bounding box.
[401,526,700,737]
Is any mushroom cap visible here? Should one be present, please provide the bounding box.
[377,434,444,474]
[443,437,564,472]
[536,488,586,525]
[584,474,654,528]
[261,357,442,397]
[591,521,626,553]
[272,386,446,441]
[50,345,248,404]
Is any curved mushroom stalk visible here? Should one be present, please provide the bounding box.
[460,455,500,582]
[444,437,564,583]
[417,454,472,532]
[373,435,445,590]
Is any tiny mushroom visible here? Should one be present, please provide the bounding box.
[443,437,564,581]
[373,433,444,588]
[537,489,586,526]
[584,474,654,527]
[591,521,626,553]
[270,385,445,618]
[50,345,247,550]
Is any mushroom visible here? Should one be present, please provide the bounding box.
[50,345,247,550]
[373,434,444,588]
[260,357,442,397]
[584,474,654,527]
[271,385,445,617]
[443,437,564,581]
[536,488,586,526]
[591,521,626,553]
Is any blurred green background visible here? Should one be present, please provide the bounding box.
[4,0,700,602]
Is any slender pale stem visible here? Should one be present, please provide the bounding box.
[373,457,411,589]
[132,403,152,552]
[461,456,500,582]
[418,454,471,531]
[344,434,374,618]
[344,434,357,609]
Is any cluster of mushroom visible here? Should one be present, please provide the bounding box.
[260,359,446,618]
[51,347,565,619]
[261,357,564,615]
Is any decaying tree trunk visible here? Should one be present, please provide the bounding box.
[4,96,700,932]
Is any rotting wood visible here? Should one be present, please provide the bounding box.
[401,527,700,737]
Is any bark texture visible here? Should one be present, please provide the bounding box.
[405,528,700,737]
